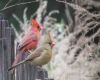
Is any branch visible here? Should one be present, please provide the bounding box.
[3,0,12,8]
[30,0,47,22]
[0,0,39,12]
[12,14,23,25]
[48,10,59,17]
[56,0,97,17]
[23,7,28,23]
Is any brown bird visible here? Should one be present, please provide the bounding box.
[8,29,54,71]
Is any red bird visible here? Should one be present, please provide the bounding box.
[12,19,41,68]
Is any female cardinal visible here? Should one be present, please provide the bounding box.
[12,19,41,68]
[8,29,54,71]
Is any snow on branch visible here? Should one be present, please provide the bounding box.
[0,0,39,12]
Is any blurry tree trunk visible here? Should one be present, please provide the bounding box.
[0,16,15,80]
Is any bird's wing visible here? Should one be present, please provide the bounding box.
[25,46,45,61]
[18,33,38,50]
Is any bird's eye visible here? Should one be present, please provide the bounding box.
[37,26,41,30]
[48,42,52,45]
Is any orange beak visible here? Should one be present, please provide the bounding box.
[51,42,55,48]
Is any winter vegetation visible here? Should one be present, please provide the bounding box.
[0,0,100,80]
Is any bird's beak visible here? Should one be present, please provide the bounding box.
[51,42,55,48]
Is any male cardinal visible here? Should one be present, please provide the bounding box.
[8,29,54,71]
[12,19,41,68]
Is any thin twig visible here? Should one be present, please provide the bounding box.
[12,14,23,26]
[23,7,28,23]
[56,0,97,17]
[0,0,39,12]
[30,12,37,21]
[56,0,66,3]
[48,10,59,16]
[29,0,42,21]
[3,0,12,8]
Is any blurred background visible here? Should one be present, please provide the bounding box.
[0,0,100,80]
[0,0,67,31]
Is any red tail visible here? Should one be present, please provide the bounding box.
[12,49,25,67]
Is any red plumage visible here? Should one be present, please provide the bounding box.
[12,19,41,69]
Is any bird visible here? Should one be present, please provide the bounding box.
[12,19,41,69]
[8,29,54,71]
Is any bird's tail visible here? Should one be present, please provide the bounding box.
[12,48,26,67]
[8,59,26,71]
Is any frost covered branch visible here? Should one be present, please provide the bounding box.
[0,0,39,12]
[3,0,12,8]
[56,0,98,17]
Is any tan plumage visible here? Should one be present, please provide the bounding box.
[8,29,53,71]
